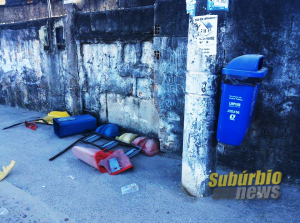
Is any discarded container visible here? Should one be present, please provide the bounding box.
[121,183,139,195]
[217,55,268,146]
[53,114,97,138]
[72,146,113,173]
[0,160,15,181]
[99,149,134,175]
[96,124,120,137]
[132,137,160,156]
[36,111,70,125]
[116,133,138,144]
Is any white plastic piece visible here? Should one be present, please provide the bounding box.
[0,207,8,216]
[121,183,139,195]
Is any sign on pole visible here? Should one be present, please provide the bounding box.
[193,15,218,56]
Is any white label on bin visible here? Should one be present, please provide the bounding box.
[229,102,241,108]
[227,109,240,114]
[229,95,243,101]
[229,114,236,121]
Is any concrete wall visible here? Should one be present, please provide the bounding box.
[78,41,159,135]
[214,0,300,183]
[75,7,158,135]
[0,18,68,112]
[154,0,189,152]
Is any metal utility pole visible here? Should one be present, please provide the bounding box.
[182,0,227,197]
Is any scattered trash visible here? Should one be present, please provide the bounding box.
[109,157,122,173]
[53,114,97,138]
[116,133,138,144]
[96,124,120,137]
[51,131,141,161]
[72,146,114,173]
[0,207,8,216]
[0,160,16,181]
[99,149,134,175]
[35,111,70,125]
[25,121,37,131]
[68,175,76,180]
[2,118,44,130]
[124,146,142,158]
[132,137,160,156]
[49,136,87,161]
[121,183,139,195]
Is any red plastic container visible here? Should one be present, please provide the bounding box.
[72,146,113,173]
[132,137,160,156]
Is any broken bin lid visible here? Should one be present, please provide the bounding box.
[116,133,138,144]
[132,137,160,156]
[96,124,120,137]
[222,54,268,78]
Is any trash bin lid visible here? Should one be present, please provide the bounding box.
[96,124,120,137]
[222,54,268,78]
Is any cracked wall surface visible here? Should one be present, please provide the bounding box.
[0,18,68,112]
[78,41,159,136]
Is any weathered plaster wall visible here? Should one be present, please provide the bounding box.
[0,18,68,112]
[75,7,158,136]
[154,0,189,152]
[217,0,300,183]
[78,41,159,136]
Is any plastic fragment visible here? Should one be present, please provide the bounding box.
[0,207,8,216]
[121,183,139,195]
[25,121,37,130]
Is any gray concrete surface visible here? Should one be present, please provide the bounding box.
[0,105,299,222]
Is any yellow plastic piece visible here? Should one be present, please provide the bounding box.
[0,160,16,181]
[116,133,138,144]
[36,111,70,125]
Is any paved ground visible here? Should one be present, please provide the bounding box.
[0,105,299,222]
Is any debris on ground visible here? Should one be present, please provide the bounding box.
[121,183,139,195]
[68,175,76,180]
[25,121,37,130]
[0,160,16,181]
[0,207,8,216]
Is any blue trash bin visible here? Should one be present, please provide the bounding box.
[217,54,269,146]
[53,114,97,138]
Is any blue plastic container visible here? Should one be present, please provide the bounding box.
[96,124,120,137]
[53,114,97,138]
[217,55,268,146]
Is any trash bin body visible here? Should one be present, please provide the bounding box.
[217,55,268,146]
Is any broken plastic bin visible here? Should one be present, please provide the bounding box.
[99,149,134,175]
[217,54,268,146]
[96,124,120,137]
[72,146,114,173]
[53,114,97,138]
[132,137,160,156]
[116,133,138,144]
